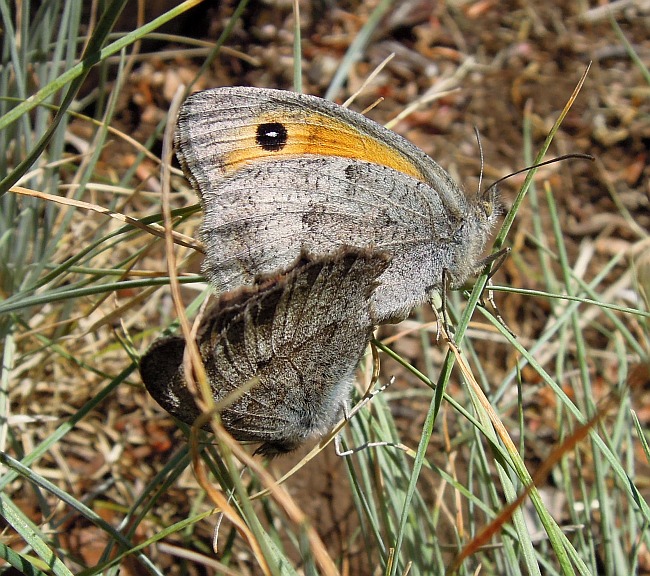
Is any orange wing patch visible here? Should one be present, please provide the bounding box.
[220,111,427,183]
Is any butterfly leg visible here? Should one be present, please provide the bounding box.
[335,376,407,457]
[476,247,516,338]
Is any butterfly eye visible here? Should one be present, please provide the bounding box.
[256,122,288,152]
[482,199,493,218]
[479,184,499,218]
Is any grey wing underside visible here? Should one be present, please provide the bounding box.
[199,155,460,295]
[200,250,387,450]
[141,249,389,454]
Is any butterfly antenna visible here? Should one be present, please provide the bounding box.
[474,126,484,198]
[481,153,595,196]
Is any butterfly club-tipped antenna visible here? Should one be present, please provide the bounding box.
[441,147,594,339]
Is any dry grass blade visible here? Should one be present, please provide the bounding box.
[448,401,611,574]
[9,186,203,253]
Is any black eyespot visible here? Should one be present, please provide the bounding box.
[256,122,288,151]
